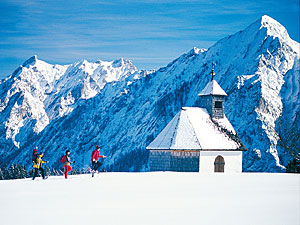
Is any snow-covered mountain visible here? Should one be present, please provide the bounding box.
[0,15,299,172]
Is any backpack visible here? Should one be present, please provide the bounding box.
[32,154,38,163]
[60,155,66,164]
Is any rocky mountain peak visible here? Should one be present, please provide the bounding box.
[22,55,38,67]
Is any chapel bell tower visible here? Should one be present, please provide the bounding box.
[197,63,227,119]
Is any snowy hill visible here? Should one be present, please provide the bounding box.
[0,172,299,225]
[0,15,299,172]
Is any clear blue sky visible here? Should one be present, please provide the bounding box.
[0,0,299,79]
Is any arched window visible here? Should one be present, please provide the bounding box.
[214,155,225,172]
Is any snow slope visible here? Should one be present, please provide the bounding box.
[0,15,299,172]
[0,173,299,225]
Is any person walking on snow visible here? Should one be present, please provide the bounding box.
[91,145,106,176]
[63,150,75,179]
[32,151,48,180]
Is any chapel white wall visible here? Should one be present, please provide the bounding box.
[199,151,242,173]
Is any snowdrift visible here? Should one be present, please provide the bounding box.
[0,172,299,225]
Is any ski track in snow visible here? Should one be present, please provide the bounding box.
[0,172,299,225]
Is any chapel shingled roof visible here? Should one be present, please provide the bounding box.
[146,107,243,151]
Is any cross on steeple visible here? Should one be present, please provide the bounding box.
[210,63,215,80]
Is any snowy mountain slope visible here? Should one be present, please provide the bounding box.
[0,15,299,172]
[0,173,299,225]
[0,57,137,152]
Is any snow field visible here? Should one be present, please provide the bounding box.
[0,172,299,225]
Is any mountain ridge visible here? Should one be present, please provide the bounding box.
[0,15,299,172]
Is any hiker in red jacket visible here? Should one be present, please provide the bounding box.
[61,150,75,179]
[91,145,106,176]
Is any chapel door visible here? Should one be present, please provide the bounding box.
[214,155,225,172]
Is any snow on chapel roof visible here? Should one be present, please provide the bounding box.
[198,79,227,96]
[147,107,240,150]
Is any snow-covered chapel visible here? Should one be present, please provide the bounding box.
[147,64,246,173]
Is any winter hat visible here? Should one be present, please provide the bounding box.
[96,145,100,150]
[66,150,70,154]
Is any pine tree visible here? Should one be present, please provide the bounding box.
[3,164,9,180]
[22,165,29,178]
[0,168,4,180]
[59,169,64,175]
[276,119,300,173]
[8,164,15,179]
[45,166,51,177]
[16,165,27,179]
[286,157,300,173]
[28,169,34,178]
[51,168,59,176]
[55,169,60,176]
[15,164,25,179]
[82,168,88,174]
